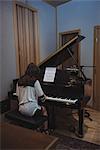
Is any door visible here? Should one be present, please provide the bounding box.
[93,26,100,111]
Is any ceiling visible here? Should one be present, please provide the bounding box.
[43,0,71,7]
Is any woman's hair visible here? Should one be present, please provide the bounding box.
[18,63,40,87]
[25,63,40,77]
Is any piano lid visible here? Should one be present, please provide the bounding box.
[38,35,85,69]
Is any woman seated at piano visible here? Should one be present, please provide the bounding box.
[16,63,49,134]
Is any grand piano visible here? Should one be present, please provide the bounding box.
[7,35,91,138]
[38,35,91,137]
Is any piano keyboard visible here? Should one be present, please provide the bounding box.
[46,96,78,104]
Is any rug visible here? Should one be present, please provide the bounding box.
[48,135,100,150]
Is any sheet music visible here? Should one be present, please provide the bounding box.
[43,67,56,82]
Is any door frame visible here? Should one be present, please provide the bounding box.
[93,25,100,110]
[59,29,81,66]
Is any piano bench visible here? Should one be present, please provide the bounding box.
[5,109,48,130]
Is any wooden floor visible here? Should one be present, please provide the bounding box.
[54,107,100,145]
[1,108,100,146]
[1,122,58,150]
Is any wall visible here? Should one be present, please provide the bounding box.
[0,1,17,101]
[57,0,100,79]
[27,0,56,62]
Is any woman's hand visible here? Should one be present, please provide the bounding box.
[44,94,47,100]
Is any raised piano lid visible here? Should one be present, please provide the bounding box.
[38,35,85,69]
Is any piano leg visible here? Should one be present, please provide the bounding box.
[46,103,55,131]
[76,108,84,138]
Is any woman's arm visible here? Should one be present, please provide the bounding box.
[34,80,46,102]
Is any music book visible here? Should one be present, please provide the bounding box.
[43,67,56,82]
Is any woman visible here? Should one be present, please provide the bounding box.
[16,63,48,133]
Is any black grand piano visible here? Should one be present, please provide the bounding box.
[38,35,91,137]
[7,35,91,137]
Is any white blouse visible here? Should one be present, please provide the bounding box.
[16,80,44,116]
[16,80,44,105]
